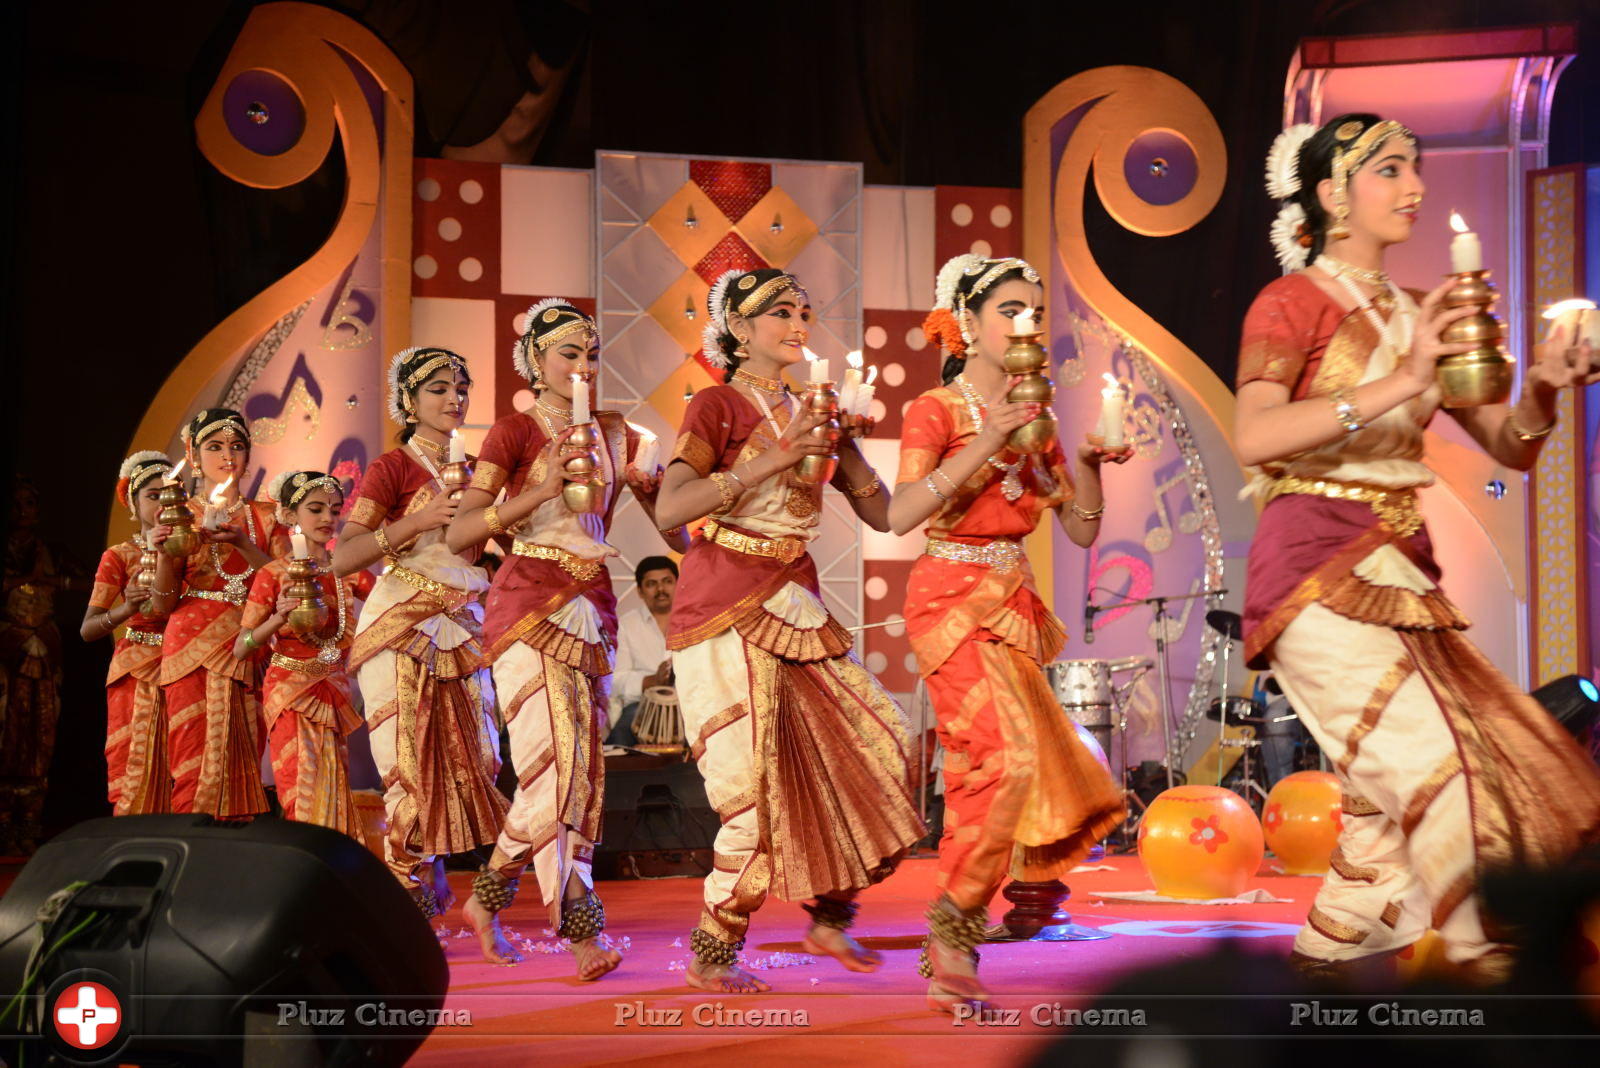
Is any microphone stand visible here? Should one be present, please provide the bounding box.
[1085,588,1226,791]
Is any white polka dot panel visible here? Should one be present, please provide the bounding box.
[866,651,888,674]
[903,326,928,351]
[883,363,906,387]
[459,179,484,204]
[438,217,462,242]
[903,653,920,674]
[513,313,530,334]
[865,576,888,601]
[458,257,483,282]
[885,616,906,638]
[969,238,993,257]
[990,204,1013,228]
[413,255,438,280]
[870,398,887,422]
[417,177,441,202]
[513,389,536,411]
[901,400,914,417]
[864,325,888,349]
[950,203,973,226]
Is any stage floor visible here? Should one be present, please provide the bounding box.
[415,854,1316,1065]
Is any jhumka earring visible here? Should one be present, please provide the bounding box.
[734,335,751,360]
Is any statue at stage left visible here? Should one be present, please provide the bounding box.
[895,254,1129,1014]
[447,300,685,978]
[1237,113,1600,983]
[155,409,287,819]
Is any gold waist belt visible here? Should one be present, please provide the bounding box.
[184,587,245,607]
[270,651,338,678]
[701,518,808,565]
[1263,476,1422,537]
[924,537,1024,573]
[125,628,164,647]
[511,541,607,583]
[385,563,467,607]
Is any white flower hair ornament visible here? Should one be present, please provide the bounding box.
[934,253,985,311]
[385,346,428,426]
[1271,202,1312,270]
[700,269,742,369]
[1264,123,1318,201]
[119,450,169,481]
[268,470,297,506]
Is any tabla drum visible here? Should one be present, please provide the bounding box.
[1047,660,1113,729]
[634,685,685,753]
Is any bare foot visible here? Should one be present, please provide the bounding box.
[926,984,993,1016]
[463,894,521,966]
[571,937,621,981]
[927,937,988,1001]
[686,961,771,993]
[430,859,456,913]
[800,924,882,973]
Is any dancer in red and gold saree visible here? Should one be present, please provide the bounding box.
[237,471,375,836]
[159,409,287,818]
[896,254,1128,1012]
[1239,113,1600,982]
[655,268,923,995]
[82,451,180,815]
[448,299,684,977]
[334,347,509,918]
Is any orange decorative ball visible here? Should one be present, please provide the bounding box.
[1262,770,1343,875]
[1138,785,1265,899]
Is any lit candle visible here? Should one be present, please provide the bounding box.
[1542,298,1600,347]
[165,458,188,485]
[1449,211,1482,273]
[204,474,235,531]
[291,525,309,560]
[1013,307,1037,334]
[839,350,864,413]
[1099,373,1125,448]
[447,430,465,464]
[571,374,590,424]
[803,346,829,385]
[853,384,876,419]
[630,425,660,473]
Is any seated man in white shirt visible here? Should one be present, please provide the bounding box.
[607,556,677,746]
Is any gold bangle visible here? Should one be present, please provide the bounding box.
[923,475,949,502]
[484,505,507,537]
[241,629,259,652]
[1329,388,1364,433]
[1506,406,1555,443]
[373,528,396,559]
[726,467,748,490]
[847,474,882,499]
[709,472,738,514]
[1071,500,1106,521]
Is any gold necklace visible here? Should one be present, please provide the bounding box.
[733,368,785,394]
[1316,254,1389,288]
[411,434,447,458]
[302,572,348,664]
[533,395,571,440]
[953,374,1026,502]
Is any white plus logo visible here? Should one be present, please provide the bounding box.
[53,982,122,1049]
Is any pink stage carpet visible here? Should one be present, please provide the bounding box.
[415,855,1316,1064]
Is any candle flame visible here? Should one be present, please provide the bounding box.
[209,473,235,506]
[293,524,302,535]
[1542,298,1597,320]
[864,365,879,386]
[1449,211,1469,234]
[1101,372,1120,391]
[626,421,657,441]
[166,458,188,483]
[801,346,819,363]
[845,349,863,370]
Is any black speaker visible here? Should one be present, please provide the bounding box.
[595,754,718,879]
[0,814,448,1065]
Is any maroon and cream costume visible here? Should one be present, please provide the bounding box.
[668,385,924,954]
[1239,272,1600,971]
[345,446,509,894]
[471,408,642,924]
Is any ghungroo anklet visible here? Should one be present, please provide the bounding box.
[558,891,606,941]
[410,883,442,919]
[801,897,859,930]
[471,867,518,913]
[689,928,742,967]
[919,896,986,978]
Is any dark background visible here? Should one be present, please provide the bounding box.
[6,0,1600,833]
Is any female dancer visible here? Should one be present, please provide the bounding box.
[1239,113,1600,981]
[236,471,375,835]
[447,299,684,977]
[654,268,924,995]
[334,347,508,917]
[160,409,286,817]
[893,253,1128,1012]
[82,451,179,815]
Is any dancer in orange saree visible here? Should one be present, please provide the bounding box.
[894,254,1128,1012]
[448,299,684,976]
[334,346,508,918]
[236,471,375,836]
[655,268,924,995]
[82,451,179,815]
[1239,114,1600,982]
[159,409,287,818]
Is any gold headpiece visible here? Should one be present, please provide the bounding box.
[1327,119,1415,242]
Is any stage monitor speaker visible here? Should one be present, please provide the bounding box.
[1532,674,1600,741]
[0,814,447,1066]
[595,755,718,879]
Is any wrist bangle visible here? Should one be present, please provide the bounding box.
[709,472,739,514]
[726,467,748,490]
[484,505,507,537]
[932,469,959,495]
[373,528,396,559]
[924,475,949,503]
[242,629,259,652]
[1506,406,1555,442]
[847,474,882,499]
[148,588,173,598]
[1330,388,1365,433]
[1071,501,1106,521]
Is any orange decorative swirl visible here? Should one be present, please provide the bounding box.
[1023,66,1234,440]
[111,2,413,546]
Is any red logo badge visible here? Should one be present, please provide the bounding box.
[52,981,122,1050]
